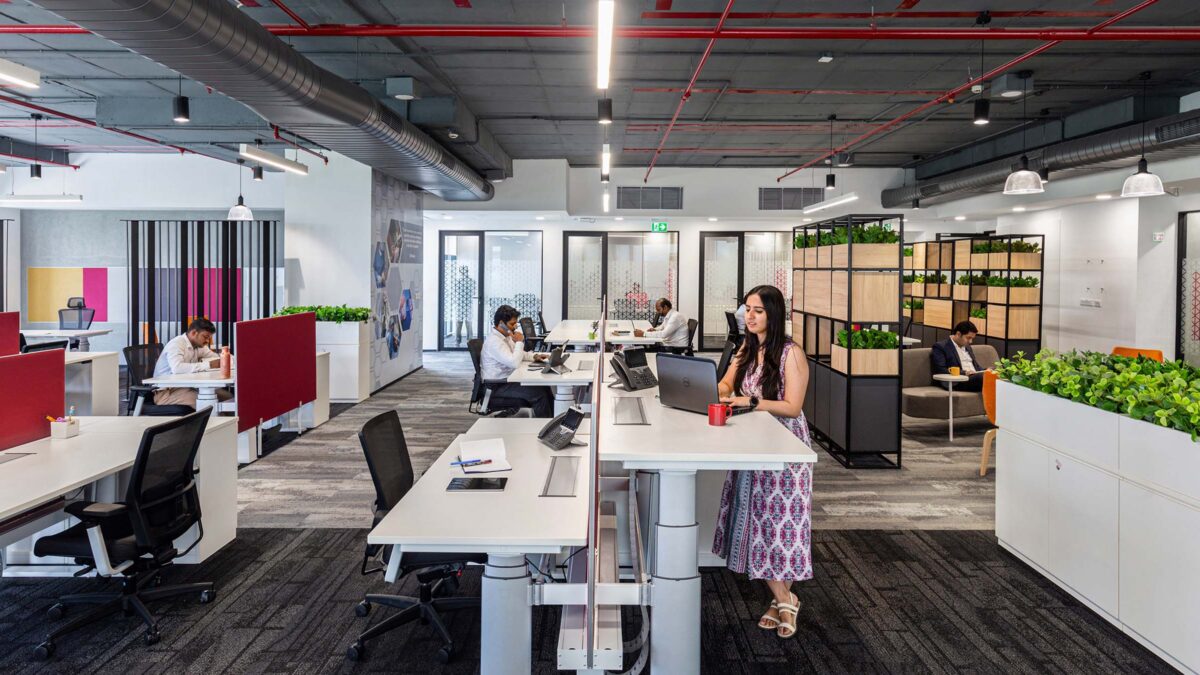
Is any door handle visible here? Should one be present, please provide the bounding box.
[1055,459,1062,471]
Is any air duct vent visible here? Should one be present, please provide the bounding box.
[758,187,824,210]
[617,186,683,210]
[1156,118,1200,143]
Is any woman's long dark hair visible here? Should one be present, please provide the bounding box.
[733,284,789,400]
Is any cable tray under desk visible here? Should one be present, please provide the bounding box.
[541,455,580,497]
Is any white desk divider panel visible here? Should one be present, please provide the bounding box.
[995,380,1200,674]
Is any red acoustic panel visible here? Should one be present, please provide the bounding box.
[0,350,65,450]
[234,312,316,433]
[0,311,17,356]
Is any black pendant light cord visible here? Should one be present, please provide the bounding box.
[1140,74,1149,159]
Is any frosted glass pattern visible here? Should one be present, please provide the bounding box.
[702,235,740,349]
[744,231,792,314]
[567,235,604,319]
[483,231,543,326]
[609,232,677,320]
[1182,214,1200,366]
[441,234,480,349]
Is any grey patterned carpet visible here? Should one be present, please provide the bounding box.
[238,352,998,531]
[0,528,1172,674]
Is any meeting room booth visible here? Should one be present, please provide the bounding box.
[697,231,793,351]
[562,231,679,322]
[437,230,544,351]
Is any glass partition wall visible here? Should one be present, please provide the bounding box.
[698,231,792,350]
[563,231,678,320]
[439,231,542,350]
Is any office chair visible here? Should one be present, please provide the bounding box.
[724,311,743,347]
[536,310,548,336]
[31,409,217,660]
[980,370,999,477]
[349,411,485,663]
[518,316,544,352]
[465,338,525,417]
[664,319,699,356]
[123,344,192,416]
[66,297,86,310]
[58,306,96,350]
[716,339,738,380]
[23,339,69,353]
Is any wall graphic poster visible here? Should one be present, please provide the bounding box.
[370,172,423,389]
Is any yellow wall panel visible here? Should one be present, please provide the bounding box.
[27,268,82,322]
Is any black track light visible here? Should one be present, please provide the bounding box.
[973,99,990,126]
[30,163,42,180]
[911,198,920,210]
[252,166,264,181]
[173,95,190,123]
[825,173,836,191]
[598,97,613,125]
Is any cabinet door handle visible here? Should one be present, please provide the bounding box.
[1055,460,1062,471]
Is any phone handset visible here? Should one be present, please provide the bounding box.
[608,354,634,390]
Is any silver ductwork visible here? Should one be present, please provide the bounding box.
[883,108,1200,208]
[36,0,493,201]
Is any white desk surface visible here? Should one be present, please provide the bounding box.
[507,353,598,386]
[902,336,920,346]
[367,433,590,554]
[0,416,237,523]
[543,319,662,346]
[598,354,818,470]
[23,329,113,339]
[143,369,235,388]
[464,417,593,437]
[64,350,118,365]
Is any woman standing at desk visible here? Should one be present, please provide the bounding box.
[713,284,812,640]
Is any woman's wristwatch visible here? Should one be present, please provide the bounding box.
[749,395,760,410]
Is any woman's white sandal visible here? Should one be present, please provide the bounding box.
[758,601,780,630]
[776,593,799,639]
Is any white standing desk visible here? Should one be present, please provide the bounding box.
[142,369,234,411]
[23,329,113,352]
[543,319,663,347]
[0,416,238,577]
[598,353,818,674]
[368,433,589,675]
[64,351,119,416]
[506,353,597,414]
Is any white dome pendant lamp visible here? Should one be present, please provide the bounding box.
[227,158,254,221]
[1003,72,1043,196]
[1122,72,1165,199]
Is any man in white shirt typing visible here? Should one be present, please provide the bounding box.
[634,298,691,353]
[480,305,554,417]
[151,318,230,408]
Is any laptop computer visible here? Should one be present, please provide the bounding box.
[657,353,753,416]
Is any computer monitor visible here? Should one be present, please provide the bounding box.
[656,353,720,414]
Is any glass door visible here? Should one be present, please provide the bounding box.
[1178,212,1200,364]
[564,231,679,321]
[483,231,544,330]
[698,231,792,350]
[744,232,793,313]
[439,232,482,351]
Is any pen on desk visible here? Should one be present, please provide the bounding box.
[450,459,483,467]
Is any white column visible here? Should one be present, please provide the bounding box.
[481,553,532,675]
[651,469,701,674]
[553,384,575,415]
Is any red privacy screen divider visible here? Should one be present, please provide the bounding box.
[0,350,65,450]
[0,311,18,356]
[234,312,316,433]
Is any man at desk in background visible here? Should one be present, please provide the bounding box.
[930,320,987,392]
[151,318,232,408]
[481,305,554,418]
[634,298,690,351]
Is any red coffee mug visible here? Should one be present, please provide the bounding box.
[708,403,731,426]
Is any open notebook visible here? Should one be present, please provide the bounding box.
[457,437,513,474]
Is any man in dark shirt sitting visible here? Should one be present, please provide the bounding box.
[930,321,986,392]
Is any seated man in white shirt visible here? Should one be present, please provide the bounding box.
[480,305,554,418]
[151,318,231,408]
[634,298,692,353]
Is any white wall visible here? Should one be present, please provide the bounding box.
[4,153,284,211]
[2,208,18,311]
[283,151,372,308]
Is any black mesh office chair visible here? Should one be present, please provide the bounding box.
[58,305,96,350]
[32,409,216,660]
[22,339,69,353]
[123,344,192,416]
[466,338,525,417]
[536,310,548,335]
[666,319,699,356]
[716,339,738,380]
[349,411,485,663]
[66,297,86,309]
[725,311,742,343]
[518,317,543,351]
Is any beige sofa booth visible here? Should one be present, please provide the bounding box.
[902,345,999,420]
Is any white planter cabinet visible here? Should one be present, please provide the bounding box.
[315,321,370,403]
[996,380,1200,673]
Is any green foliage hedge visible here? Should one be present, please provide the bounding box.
[275,305,370,323]
[996,350,1200,441]
[957,274,988,286]
[836,327,899,350]
[985,275,1039,287]
[969,307,987,319]
[793,223,900,248]
[904,299,924,310]
[903,247,914,257]
[971,240,1042,254]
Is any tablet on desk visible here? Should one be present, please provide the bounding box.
[447,477,508,492]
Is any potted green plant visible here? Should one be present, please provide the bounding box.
[954,273,988,301]
[968,306,987,335]
[831,327,899,375]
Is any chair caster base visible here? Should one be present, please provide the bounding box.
[437,644,455,663]
[346,642,364,661]
[33,641,55,660]
[47,603,65,621]
[355,600,371,617]
[144,629,161,646]
[199,589,216,604]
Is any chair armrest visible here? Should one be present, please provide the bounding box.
[65,501,128,522]
[482,378,509,387]
[129,384,155,394]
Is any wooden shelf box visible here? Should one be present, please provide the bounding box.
[791,270,804,312]
[804,247,818,268]
[989,251,1042,270]
[829,242,901,269]
[953,284,987,302]
[792,311,805,350]
[925,242,953,271]
[955,240,973,269]
[911,242,927,268]
[972,317,988,336]
[830,344,899,375]
[987,304,1041,339]
[903,307,925,324]
[831,272,900,323]
[987,286,1008,304]
[910,282,926,297]
[1008,286,1040,304]
[904,255,914,270]
[971,252,990,269]
[804,271,832,317]
[924,298,954,329]
[792,248,805,269]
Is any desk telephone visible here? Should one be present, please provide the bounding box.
[537,406,585,450]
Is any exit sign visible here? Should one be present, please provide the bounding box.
[651,222,668,232]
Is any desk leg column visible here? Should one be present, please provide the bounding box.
[651,469,700,674]
[481,553,531,675]
[77,337,90,352]
[553,384,574,415]
[947,381,955,442]
[195,387,219,412]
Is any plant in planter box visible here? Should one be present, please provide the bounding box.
[969,307,987,319]
[995,349,1200,440]
[903,247,914,257]
[276,304,370,323]
[904,299,925,310]
[836,327,899,350]
[793,233,817,249]
[903,274,919,283]
[927,273,947,284]
[1009,276,1039,287]
[851,223,900,244]
[957,274,988,286]
[985,275,1008,286]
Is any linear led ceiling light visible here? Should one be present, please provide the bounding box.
[603,189,610,213]
[0,193,82,204]
[239,142,308,176]
[597,0,615,89]
[601,143,611,175]
[0,57,40,89]
[802,192,858,215]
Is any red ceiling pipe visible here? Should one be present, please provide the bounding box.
[0,150,79,169]
[640,11,1117,20]
[271,125,329,164]
[625,147,827,154]
[268,0,310,31]
[776,0,1162,181]
[634,87,946,96]
[5,24,1200,40]
[644,0,736,183]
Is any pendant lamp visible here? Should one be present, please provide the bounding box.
[825,114,836,190]
[1003,73,1043,196]
[1121,72,1165,198]
[228,158,253,221]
